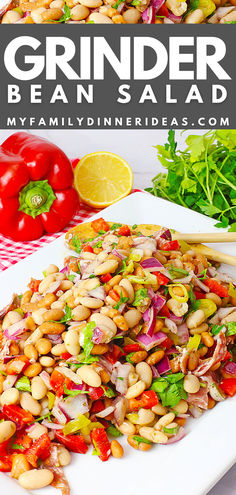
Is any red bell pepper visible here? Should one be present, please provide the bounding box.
[153,272,169,286]
[0,132,79,241]
[123,344,142,354]
[160,336,174,350]
[118,225,131,236]
[160,240,180,251]
[105,344,124,364]
[90,428,111,462]
[129,390,158,411]
[158,4,169,16]
[25,433,51,467]
[0,440,9,456]
[6,355,29,375]
[83,245,94,253]
[100,273,112,284]
[0,456,12,472]
[90,399,104,414]
[220,378,236,397]
[158,304,170,318]
[91,218,109,233]
[204,279,228,298]
[87,386,104,401]
[194,290,206,300]
[28,278,41,293]
[50,369,72,397]
[2,404,34,427]
[55,431,88,454]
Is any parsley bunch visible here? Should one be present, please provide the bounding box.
[146,130,236,232]
[150,373,187,407]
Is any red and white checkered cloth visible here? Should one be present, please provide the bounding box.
[0,189,143,272]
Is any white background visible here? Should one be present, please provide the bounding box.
[0,127,235,494]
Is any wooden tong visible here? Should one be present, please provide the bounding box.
[172,232,236,266]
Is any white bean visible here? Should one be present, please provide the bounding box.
[77,365,101,387]
[94,260,118,276]
[139,426,168,444]
[19,469,54,490]
[20,392,42,416]
[186,309,206,329]
[124,309,142,328]
[183,374,200,394]
[0,388,19,406]
[2,310,23,330]
[135,362,152,388]
[38,275,55,294]
[0,420,16,443]
[31,376,48,400]
[125,380,146,399]
[64,329,80,356]
[78,297,104,309]
[28,424,48,439]
[89,12,113,23]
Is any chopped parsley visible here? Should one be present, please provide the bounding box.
[101,385,116,398]
[54,304,72,323]
[133,435,152,445]
[150,373,187,407]
[199,268,208,280]
[68,274,75,282]
[82,321,96,358]
[132,224,138,229]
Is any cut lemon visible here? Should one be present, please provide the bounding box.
[74,152,133,208]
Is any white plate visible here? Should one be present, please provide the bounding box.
[1,192,236,495]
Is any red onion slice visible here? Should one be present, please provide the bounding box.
[4,319,27,340]
[3,375,17,391]
[165,427,185,444]
[96,406,115,418]
[143,306,157,337]
[92,327,103,344]
[156,355,171,375]
[137,331,167,351]
[42,420,63,430]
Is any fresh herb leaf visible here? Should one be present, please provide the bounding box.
[68,274,75,282]
[133,288,148,307]
[63,384,89,397]
[110,223,122,230]
[71,235,82,253]
[199,268,208,280]
[126,352,135,364]
[107,425,123,437]
[112,0,123,8]
[101,385,116,398]
[147,130,236,232]
[54,304,72,324]
[51,3,72,22]
[211,324,224,336]
[226,322,236,337]
[114,290,129,310]
[132,224,138,229]
[11,444,24,450]
[88,274,96,278]
[117,259,128,274]
[15,376,31,392]
[133,435,152,445]
[82,321,96,358]
[167,266,189,278]
[34,413,51,423]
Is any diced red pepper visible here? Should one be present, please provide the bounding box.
[90,428,111,462]
[55,431,88,454]
[105,344,124,364]
[204,279,228,298]
[160,240,180,251]
[83,245,94,253]
[153,272,169,286]
[158,4,169,16]
[61,352,72,360]
[194,290,206,300]
[220,378,236,397]
[25,433,51,467]
[129,390,158,411]
[96,418,109,429]
[118,225,131,236]
[222,351,232,362]
[0,456,12,472]
[50,369,71,397]
[123,344,142,354]
[158,304,170,318]
[6,355,29,375]
[9,434,33,454]
[100,273,112,284]
[160,336,174,350]
[0,440,9,456]
[87,386,104,401]
[108,289,120,302]
[28,278,41,293]
[91,218,109,233]
[3,405,34,427]
[90,399,104,414]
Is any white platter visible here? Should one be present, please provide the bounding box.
[0,192,236,495]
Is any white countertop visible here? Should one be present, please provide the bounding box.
[0,128,235,494]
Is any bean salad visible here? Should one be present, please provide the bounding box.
[1,0,236,23]
[0,219,236,493]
